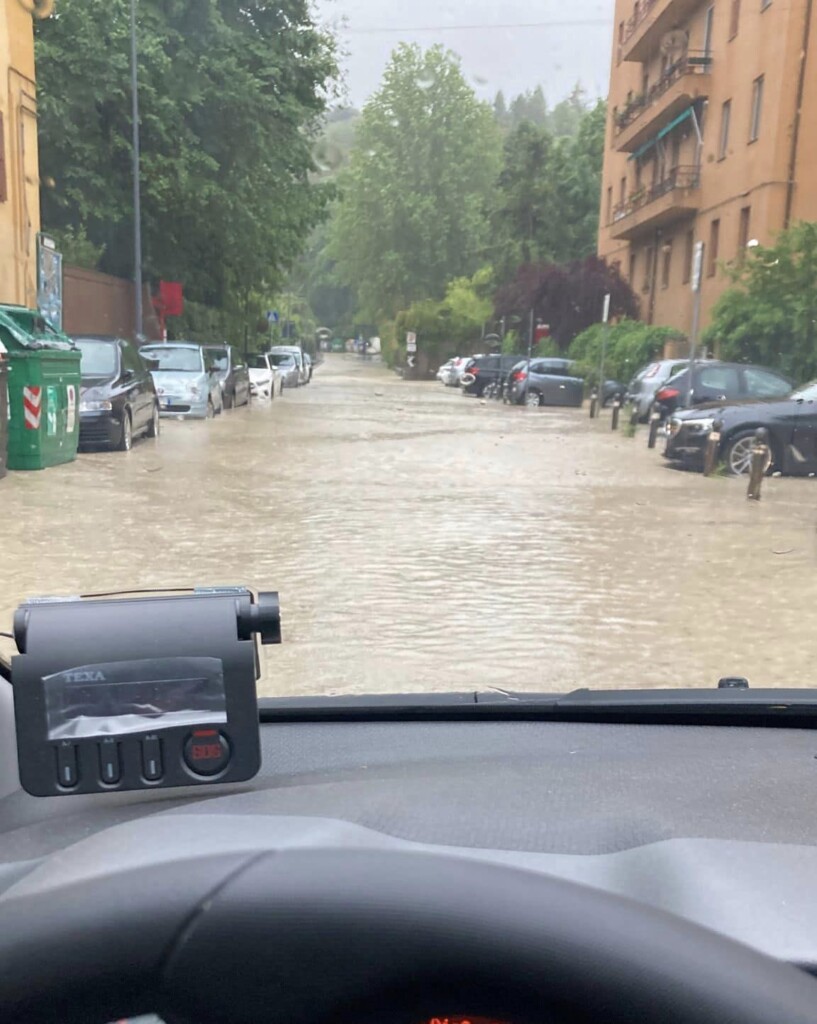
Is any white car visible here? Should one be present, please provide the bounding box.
[247,353,283,399]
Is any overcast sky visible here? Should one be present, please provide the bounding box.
[314,0,615,109]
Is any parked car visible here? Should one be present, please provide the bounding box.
[269,345,308,385]
[72,335,160,451]
[446,356,475,387]
[653,361,793,420]
[626,359,690,421]
[303,352,314,382]
[203,344,250,409]
[437,358,456,383]
[665,379,817,475]
[267,352,301,388]
[460,354,524,396]
[506,358,584,407]
[140,343,223,418]
[247,353,284,399]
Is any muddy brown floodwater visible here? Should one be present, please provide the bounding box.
[2,354,817,694]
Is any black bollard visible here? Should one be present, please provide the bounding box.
[629,402,639,428]
[647,411,661,449]
[589,391,598,418]
[746,427,771,501]
[611,400,620,431]
[703,419,722,477]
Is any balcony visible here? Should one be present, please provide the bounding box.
[610,165,700,240]
[619,0,707,63]
[614,52,710,152]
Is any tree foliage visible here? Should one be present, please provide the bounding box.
[394,267,493,362]
[494,257,639,351]
[329,44,502,321]
[494,83,589,137]
[704,222,817,383]
[36,0,337,318]
[568,320,684,385]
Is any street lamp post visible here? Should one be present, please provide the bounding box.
[129,0,143,341]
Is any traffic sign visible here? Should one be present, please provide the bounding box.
[266,310,279,324]
[691,241,704,293]
[406,354,416,368]
[406,331,417,353]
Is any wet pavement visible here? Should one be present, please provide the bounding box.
[2,354,817,694]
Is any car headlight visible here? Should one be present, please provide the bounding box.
[188,384,201,397]
[218,380,225,390]
[683,417,715,435]
[80,400,112,412]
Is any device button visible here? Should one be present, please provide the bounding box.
[56,743,78,788]
[98,740,121,785]
[142,736,163,781]
[183,730,230,776]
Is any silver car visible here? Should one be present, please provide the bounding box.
[627,359,689,422]
[141,343,223,419]
[268,351,302,388]
[268,345,308,385]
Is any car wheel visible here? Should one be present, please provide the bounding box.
[723,429,775,476]
[116,410,133,451]
[146,402,160,438]
[525,389,542,408]
[206,398,215,419]
[223,389,233,410]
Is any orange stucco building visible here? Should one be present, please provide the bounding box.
[598,0,816,337]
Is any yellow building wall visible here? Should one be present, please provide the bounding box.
[0,0,40,308]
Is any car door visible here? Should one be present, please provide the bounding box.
[120,339,151,430]
[231,349,249,403]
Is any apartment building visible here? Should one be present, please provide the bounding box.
[598,0,817,337]
[0,0,40,307]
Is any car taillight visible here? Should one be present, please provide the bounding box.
[512,370,526,381]
[656,387,679,402]
[470,366,479,375]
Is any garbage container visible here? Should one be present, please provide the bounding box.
[0,307,81,471]
[0,359,8,480]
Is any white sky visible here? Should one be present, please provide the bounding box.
[314,0,615,108]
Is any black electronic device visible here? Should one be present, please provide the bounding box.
[10,587,281,797]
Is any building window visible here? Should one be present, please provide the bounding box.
[0,113,6,204]
[643,246,654,292]
[738,206,751,258]
[606,186,613,224]
[708,219,720,276]
[719,100,731,159]
[750,75,764,141]
[683,230,694,283]
[629,250,638,284]
[729,0,741,37]
[661,241,673,288]
[703,4,715,55]
[620,176,627,204]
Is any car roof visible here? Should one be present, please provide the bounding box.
[71,335,125,344]
[141,341,200,350]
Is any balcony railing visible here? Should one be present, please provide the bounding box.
[614,52,711,135]
[621,0,661,49]
[612,165,700,224]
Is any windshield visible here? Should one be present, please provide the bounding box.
[141,347,203,373]
[74,339,118,378]
[1,0,814,699]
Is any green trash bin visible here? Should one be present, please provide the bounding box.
[0,306,81,471]
[0,359,8,480]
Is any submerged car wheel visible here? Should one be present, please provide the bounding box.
[723,430,774,476]
[223,389,233,410]
[117,411,133,452]
[525,389,542,408]
[206,398,215,419]
[146,402,160,438]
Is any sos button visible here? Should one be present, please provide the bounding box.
[183,730,231,776]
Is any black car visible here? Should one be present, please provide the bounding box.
[665,379,817,475]
[460,354,524,396]
[203,344,250,409]
[653,360,792,419]
[73,335,160,451]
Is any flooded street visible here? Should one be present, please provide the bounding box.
[2,354,817,695]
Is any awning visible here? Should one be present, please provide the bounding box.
[628,105,694,160]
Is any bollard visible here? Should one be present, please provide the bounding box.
[647,411,661,449]
[629,402,639,428]
[589,391,598,418]
[611,399,620,431]
[746,427,770,501]
[702,420,722,477]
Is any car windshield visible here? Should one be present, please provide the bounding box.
[74,339,118,378]
[141,347,202,373]
[1,0,814,700]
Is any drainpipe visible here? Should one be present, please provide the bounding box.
[785,0,814,227]
[648,229,660,324]
[690,103,704,179]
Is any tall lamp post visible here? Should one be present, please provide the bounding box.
[129,0,143,340]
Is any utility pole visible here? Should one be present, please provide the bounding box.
[129,0,143,341]
[597,293,611,405]
[687,241,705,408]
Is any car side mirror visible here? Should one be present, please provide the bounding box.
[122,368,134,381]
[142,356,160,369]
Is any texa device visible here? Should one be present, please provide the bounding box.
[10,587,281,797]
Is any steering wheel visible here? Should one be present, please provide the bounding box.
[1,849,816,1024]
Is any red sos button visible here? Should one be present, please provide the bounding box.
[183,730,231,776]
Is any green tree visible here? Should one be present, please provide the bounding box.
[394,267,494,363]
[549,100,607,262]
[548,84,588,137]
[329,44,502,321]
[704,222,817,382]
[36,0,337,320]
[569,320,684,385]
